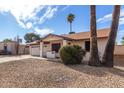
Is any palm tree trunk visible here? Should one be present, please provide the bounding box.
[88,5,101,66]
[102,5,120,67]
[70,22,72,33]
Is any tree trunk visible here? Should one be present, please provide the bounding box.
[88,5,101,66]
[70,22,72,33]
[102,5,120,67]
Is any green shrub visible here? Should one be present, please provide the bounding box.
[59,45,86,65]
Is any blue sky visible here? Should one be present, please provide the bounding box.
[0,5,124,44]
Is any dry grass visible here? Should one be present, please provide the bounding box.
[0,58,123,88]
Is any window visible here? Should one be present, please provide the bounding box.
[85,41,90,51]
[52,43,61,53]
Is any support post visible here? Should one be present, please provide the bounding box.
[63,40,67,46]
[40,42,43,57]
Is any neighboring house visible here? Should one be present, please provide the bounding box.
[29,28,110,61]
[0,41,29,55]
[114,45,124,66]
[0,41,17,55]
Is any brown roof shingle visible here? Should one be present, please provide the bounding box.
[62,28,110,40]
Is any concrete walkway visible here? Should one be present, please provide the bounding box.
[0,55,123,71]
[0,55,46,63]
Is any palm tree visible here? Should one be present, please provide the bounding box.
[67,13,75,33]
[88,5,101,66]
[102,5,121,67]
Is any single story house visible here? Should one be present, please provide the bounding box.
[0,41,29,55]
[0,41,17,55]
[29,28,111,61]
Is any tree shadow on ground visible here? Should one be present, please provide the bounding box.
[108,67,124,77]
[44,58,124,78]
[68,64,107,77]
[67,63,124,78]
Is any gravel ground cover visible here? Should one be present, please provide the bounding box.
[0,58,123,88]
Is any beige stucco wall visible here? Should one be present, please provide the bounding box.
[41,35,64,57]
[18,45,29,55]
[71,40,84,47]
[0,42,16,55]
[0,42,4,50]
[42,40,63,57]
[114,45,124,55]
[97,38,108,59]
[10,42,17,55]
[114,55,124,66]
[65,39,124,62]
[0,42,29,55]
[114,45,124,66]
[68,38,108,61]
[86,38,108,61]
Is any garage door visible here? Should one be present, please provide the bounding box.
[31,45,40,56]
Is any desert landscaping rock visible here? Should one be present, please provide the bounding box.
[0,58,123,88]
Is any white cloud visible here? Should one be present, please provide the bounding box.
[34,27,54,36]
[0,1,58,29]
[61,5,70,11]
[37,6,58,24]
[26,22,33,29]
[97,8,124,26]
[97,14,112,23]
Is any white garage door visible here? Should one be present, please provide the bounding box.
[31,45,40,56]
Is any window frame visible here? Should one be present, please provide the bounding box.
[51,43,61,53]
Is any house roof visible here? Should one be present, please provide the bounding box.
[29,28,110,45]
[62,28,110,40]
[42,33,74,41]
[27,40,40,45]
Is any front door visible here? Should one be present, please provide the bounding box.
[52,43,61,53]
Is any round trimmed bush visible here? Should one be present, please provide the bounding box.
[59,45,86,65]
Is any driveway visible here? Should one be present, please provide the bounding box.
[0,55,46,63]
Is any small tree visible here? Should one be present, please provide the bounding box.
[24,33,40,43]
[3,38,12,42]
[59,45,86,65]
